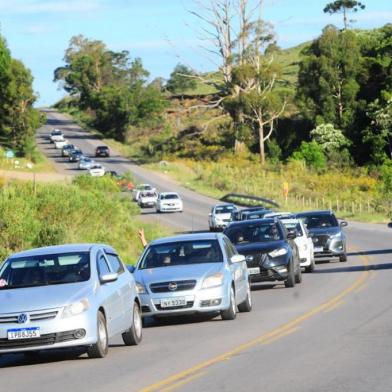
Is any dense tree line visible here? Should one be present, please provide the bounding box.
[54,35,167,141]
[0,34,40,157]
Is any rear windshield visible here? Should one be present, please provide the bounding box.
[297,214,338,228]
[225,222,284,244]
[282,221,303,237]
[0,252,90,289]
[139,240,223,269]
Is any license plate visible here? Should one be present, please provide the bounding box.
[248,267,260,275]
[160,298,186,308]
[314,247,324,252]
[7,327,40,340]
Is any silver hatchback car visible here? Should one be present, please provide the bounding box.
[0,244,142,358]
[131,233,252,321]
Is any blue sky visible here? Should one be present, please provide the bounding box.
[0,0,391,106]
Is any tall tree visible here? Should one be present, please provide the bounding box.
[323,1,366,30]
[166,64,197,96]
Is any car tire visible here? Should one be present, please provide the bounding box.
[122,302,142,346]
[284,260,296,288]
[295,262,302,284]
[238,285,252,312]
[305,259,315,273]
[221,286,237,320]
[339,253,348,262]
[87,311,108,359]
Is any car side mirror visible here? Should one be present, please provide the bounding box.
[340,221,348,228]
[287,232,296,240]
[100,272,118,284]
[231,254,245,263]
[127,265,135,273]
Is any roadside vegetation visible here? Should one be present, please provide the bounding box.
[0,175,169,262]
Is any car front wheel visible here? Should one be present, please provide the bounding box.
[122,302,142,346]
[284,260,296,288]
[339,253,347,262]
[221,286,237,320]
[295,262,302,284]
[238,285,252,312]
[87,311,108,359]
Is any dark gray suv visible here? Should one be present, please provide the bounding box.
[296,210,348,262]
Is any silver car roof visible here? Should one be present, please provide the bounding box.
[150,232,222,246]
[8,244,116,259]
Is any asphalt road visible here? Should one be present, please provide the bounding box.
[1,109,392,392]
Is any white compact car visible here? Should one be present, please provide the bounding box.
[89,164,106,177]
[280,218,315,272]
[132,184,156,201]
[209,204,238,231]
[54,139,68,149]
[50,129,64,143]
[138,191,158,208]
[78,157,95,170]
[156,192,183,213]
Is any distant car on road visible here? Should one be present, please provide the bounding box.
[0,244,142,358]
[131,233,252,320]
[209,204,238,231]
[49,129,64,143]
[280,218,315,272]
[296,210,348,262]
[89,164,106,177]
[156,192,183,213]
[224,218,302,288]
[231,207,272,222]
[95,146,110,158]
[54,139,68,149]
[264,212,294,219]
[132,184,156,201]
[78,157,95,170]
[138,191,158,208]
[62,144,75,157]
[69,149,83,162]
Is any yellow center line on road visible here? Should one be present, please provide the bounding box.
[139,251,374,392]
[160,372,208,392]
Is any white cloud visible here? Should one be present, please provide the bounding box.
[0,0,104,14]
[23,24,57,34]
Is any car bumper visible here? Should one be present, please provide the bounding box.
[249,266,289,283]
[139,286,230,317]
[0,310,97,354]
[159,205,183,212]
[314,239,345,258]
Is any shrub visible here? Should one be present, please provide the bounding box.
[292,141,327,170]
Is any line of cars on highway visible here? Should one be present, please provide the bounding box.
[0,179,348,360]
[49,129,111,177]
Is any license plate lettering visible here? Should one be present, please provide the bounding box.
[7,327,40,340]
[314,247,323,252]
[160,298,186,308]
[248,267,260,275]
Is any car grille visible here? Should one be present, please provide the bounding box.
[150,280,197,293]
[312,235,330,247]
[0,330,80,350]
[0,310,58,324]
[155,301,194,311]
[242,253,266,268]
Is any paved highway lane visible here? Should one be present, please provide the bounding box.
[1,109,391,392]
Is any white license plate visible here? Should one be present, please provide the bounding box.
[7,327,40,340]
[314,247,324,252]
[248,267,260,275]
[160,298,187,308]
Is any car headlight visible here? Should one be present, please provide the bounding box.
[62,299,89,318]
[331,233,343,239]
[268,248,288,258]
[136,282,147,294]
[202,273,224,289]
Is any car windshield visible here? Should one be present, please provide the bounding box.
[0,252,90,289]
[82,158,92,163]
[226,222,284,244]
[52,131,62,135]
[298,214,338,228]
[282,221,303,237]
[142,192,155,197]
[162,194,179,200]
[215,205,235,214]
[139,240,223,269]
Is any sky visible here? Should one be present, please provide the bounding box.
[0,0,391,106]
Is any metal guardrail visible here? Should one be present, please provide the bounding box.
[220,193,280,208]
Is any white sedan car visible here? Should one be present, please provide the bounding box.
[49,129,64,143]
[78,157,95,170]
[138,191,158,208]
[54,139,68,149]
[280,218,315,272]
[89,164,106,177]
[209,204,238,231]
[156,192,183,213]
[132,184,156,201]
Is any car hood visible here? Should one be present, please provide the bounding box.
[135,263,222,286]
[235,240,287,255]
[0,282,94,314]
[214,213,232,220]
[308,227,341,236]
